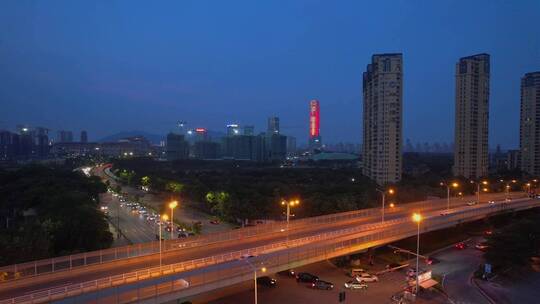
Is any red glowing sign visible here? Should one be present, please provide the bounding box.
[309,100,320,138]
[195,128,207,133]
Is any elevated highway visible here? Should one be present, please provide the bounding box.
[0,189,536,303]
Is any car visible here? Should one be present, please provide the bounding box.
[238,254,257,260]
[344,280,368,290]
[455,242,467,250]
[484,230,493,236]
[257,276,277,287]
[311,280,334,290]
[348,268,366,277]
[406,268,417,277]
[355,273,379,283]
[488,200,496,205]
[296,272,319,283]
[426,257,440,265]
[278,269,295,277]
[210,219,220,225]
[466,201,477,206]
[440,211,451,216]
[475,242,489,251]
[176,278,190,289]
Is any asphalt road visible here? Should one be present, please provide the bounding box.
[201,260,447,304]
[1,196,531,301]
[101,192,158,243]
[0,177,531,302]
[429,238,490,304]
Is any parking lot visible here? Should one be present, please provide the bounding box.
[191,259,447,304]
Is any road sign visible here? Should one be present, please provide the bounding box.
[484,263,492,274]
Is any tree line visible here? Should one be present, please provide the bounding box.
[0,165,112,266]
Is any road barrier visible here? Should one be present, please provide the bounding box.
[0,191,524,283]
[0,197,536,304]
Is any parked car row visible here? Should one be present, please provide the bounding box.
[111,192,197,239]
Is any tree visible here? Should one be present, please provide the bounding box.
[141,176,151,187]
[485,214,540,269]
[166,181,183,193]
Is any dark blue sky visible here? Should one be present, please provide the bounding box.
[1,1,539,148]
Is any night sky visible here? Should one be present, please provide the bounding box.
[1,1,539,148]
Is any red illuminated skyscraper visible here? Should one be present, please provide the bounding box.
[309,99,322,149]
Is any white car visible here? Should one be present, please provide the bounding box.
[175,278,190,289]
[344,280,368,290]
[488,200,495,205]
[355,273,379,283]
[466,201,477,206]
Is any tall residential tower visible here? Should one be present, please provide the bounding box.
[520,71,540,176]
[453,54,490,179]
[362,53,403,185]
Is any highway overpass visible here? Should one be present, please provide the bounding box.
[0,191,536,304]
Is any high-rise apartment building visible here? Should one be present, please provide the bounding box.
[57,130,73,143]
[520,71,540,176]
[453,54,490,178]
[267,117,280,135]
[362,53,403,185]
[81,130,88,143]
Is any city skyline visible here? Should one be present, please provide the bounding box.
[1,1,539,148]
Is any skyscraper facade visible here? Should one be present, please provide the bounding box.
[267,117,280,135]
[453,54,490,178]
[362,53,403,185]
[81,130,88,143]
[57,130,73,143]
[520,71,540,176]
[308,100,322,149]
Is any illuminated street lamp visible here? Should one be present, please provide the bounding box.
[376,188,395,223]
[159,214,168,267]
[245,260,266,304]
[168,200,178,240]
[412,213,422,294]
[500,179,517,200]
[440,182,459,211]
[470,180,488,204]
[281,199,299,241]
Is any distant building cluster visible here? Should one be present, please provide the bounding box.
[165,117,290,162]
[0,126,159,161]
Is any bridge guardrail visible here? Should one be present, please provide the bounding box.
[0,197,536,304]
[0,191,524,283]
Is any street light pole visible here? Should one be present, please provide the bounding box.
[477,183,480,204]
[441,182,458,211]
[412,213,422,295]
[246,261,266,304]
[376,188,394,223]
[281,199,299,243]
[168,201,178,240]
[446,185,450,211]
[254,269,258,304]
[160,214,168,268]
